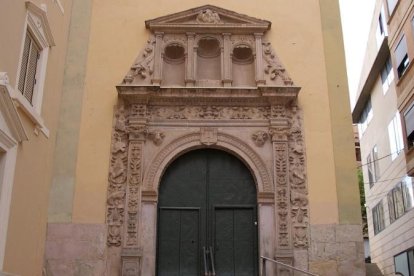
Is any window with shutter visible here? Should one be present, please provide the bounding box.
[17,32,40,104]
[395,35,410,78]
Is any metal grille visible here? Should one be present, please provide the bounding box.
[18,32,40,104]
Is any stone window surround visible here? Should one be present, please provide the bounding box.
[0,73,27,270]
[13,1,55,137]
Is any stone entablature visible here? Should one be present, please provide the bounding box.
[105,5,309,275]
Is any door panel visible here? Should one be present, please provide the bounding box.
[214,207,257,276]
[158,208,200,276]
[157,149,258,275]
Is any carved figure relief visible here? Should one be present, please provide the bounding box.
[288,107,309,248]
[107,107,128,246]
[196,9,221,23]
[252,131,269,147]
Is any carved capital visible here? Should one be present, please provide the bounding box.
[269,127,289,142]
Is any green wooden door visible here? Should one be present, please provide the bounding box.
[157,149,258,276]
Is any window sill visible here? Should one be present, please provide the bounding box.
[12,92,49,138]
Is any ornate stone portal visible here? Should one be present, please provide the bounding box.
[106,5,309,275]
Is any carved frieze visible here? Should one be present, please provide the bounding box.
[148,105,271,120]
[107,107,129,246]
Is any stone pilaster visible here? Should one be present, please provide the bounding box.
[152,32,164,85]
[121,106,147,275]
[185,32,195,87]
[254,33,265,85]
[222,33,232,87]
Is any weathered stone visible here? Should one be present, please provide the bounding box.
[338,260,365,276]
[309,260,338,275]
[335,224,363,243]
[310,224,335,243]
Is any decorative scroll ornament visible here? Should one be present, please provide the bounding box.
[123,38,155,83]
[107,107,128,246]
[196,9,221,24]
[252,131,269,147]
[262,41,294,85]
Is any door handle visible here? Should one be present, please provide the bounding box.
[203,247,209,276]
[209,246,216,276]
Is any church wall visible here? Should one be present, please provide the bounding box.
[44,0,364,275]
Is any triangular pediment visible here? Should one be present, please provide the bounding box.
[145,5,271,33]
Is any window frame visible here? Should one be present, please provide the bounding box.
[358,99,373,136]
[372,201,385,235]
[394,248,414,276]
[388,177,414,223]
[13,2,55,137]
[381,57,394,94]
[388,112,404,160]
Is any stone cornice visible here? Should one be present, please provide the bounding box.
[117,86,300,106]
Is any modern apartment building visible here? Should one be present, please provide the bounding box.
[0,0,73,275]
[353,0,414,275]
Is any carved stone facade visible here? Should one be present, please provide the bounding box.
[105,5,310,275]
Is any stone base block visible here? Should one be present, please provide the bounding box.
[309,224,365,276]
[44,223,112,276]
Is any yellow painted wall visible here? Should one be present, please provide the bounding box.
[71,0,359,225]
[0,1,73,275]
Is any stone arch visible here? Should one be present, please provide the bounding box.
[143,131,273,194]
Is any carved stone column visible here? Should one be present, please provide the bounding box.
[254,33,265,85]
[152,32,164,85]
[270,105,293,274]
[222,33,232,87]
[121,105,147,275]
[185,32,195,87]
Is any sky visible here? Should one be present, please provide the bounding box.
[339,0,376,109]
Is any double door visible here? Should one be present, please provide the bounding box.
[157,149,258,276]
